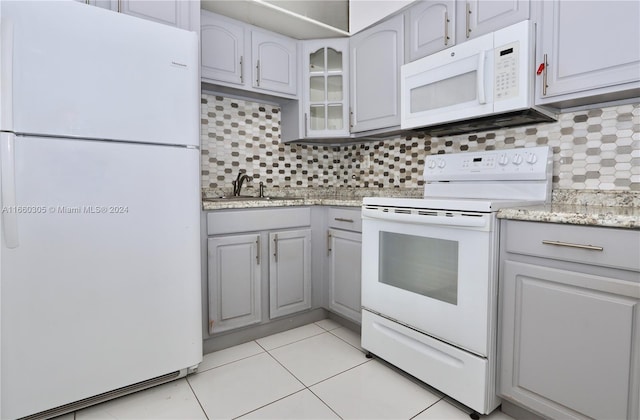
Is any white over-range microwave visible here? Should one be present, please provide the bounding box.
[401,20,556,136]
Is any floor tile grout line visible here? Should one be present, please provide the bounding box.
[303,356,372,388]
[264,347,309,389]
[230,388,310,420]
[257,329,328,352]
[409,397,445,419]
[185,375,211,420]
[197,347,266,374]
[327,328,363,351]
[314,320,343,333]
[306,386,345,420]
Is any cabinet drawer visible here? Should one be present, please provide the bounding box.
[504,221,640,272]
[328,207,362,232]
[207,207,311,235]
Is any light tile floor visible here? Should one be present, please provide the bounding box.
[60,319,515,420]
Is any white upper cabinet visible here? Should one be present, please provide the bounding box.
[350,0,414,34]
[119,1,193,29]
[405,1,456,62]
[252,31,298,96]
[535,0,640,108]
[200,11,298,98]
[350,14,404,133]
[405,0,529,63]
[302,39,350,138]
[457,0,529,41]
[201,12,244,86]
[75,0,198,31]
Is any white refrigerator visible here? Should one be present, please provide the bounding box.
[0,2,202,419]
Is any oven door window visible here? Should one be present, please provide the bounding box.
[379,231,458,305]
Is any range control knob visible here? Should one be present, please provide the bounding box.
[498,154,509,166]
[512,154,523,165]
[427,160,437,169]
[437,159,446,169]
[526,153,538,164]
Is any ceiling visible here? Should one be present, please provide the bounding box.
[200,0,350,39]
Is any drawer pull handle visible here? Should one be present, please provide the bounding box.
[334,217,354,223]
[541,240,603,251]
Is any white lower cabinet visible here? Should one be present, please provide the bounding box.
[498,220,640,420]
[326,208,362,324]
[206,208,312,335]
[269,229,312,318]
[208,234,261,334]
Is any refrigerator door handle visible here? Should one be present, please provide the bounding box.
[1,17,14,130]
[1,132,19,248]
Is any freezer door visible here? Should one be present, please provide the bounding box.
[0,135,202,419]
[0,1,198,146]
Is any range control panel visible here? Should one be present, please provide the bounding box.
[424,146,551,181]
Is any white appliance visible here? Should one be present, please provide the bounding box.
[361,146,552,415]
[0,2,202,419]
[401,20,556,136]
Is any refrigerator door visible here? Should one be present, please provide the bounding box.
[0,1,198,146]
[0,134,202,419]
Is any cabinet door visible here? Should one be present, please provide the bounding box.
[269,229,312,318]
[201,11,245,86]
[457,0,529,41]
[74,0,118,11]
[208,234,262,334]
[536,1,640,104]
[499,260,640,420]
[350,14,404,133]
[252,31,297,96]
[406,0,455,62]
[328,229,362,323]
[302,39,350,138]
[119,0,192,29]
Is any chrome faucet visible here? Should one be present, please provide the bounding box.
[232,170,252,196]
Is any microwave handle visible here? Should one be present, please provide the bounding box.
[477,50,486,104]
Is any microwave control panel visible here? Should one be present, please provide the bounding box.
[494,41,520,101]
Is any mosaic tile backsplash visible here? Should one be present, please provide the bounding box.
[201,94,639,192]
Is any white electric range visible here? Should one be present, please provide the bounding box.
[361,146,553,415]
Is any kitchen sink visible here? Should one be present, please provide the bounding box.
[203,196,303,202]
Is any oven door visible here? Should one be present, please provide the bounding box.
[361,207,497,357]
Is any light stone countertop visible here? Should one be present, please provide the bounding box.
[497,204,640,229]
[201,187,423,211]
[497,190,640,229]
[203,188,640,229]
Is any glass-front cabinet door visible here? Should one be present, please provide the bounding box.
[302,39,350,138]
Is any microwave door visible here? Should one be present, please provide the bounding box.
[401,34,494,130]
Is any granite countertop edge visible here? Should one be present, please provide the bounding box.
[202,189,640,230]
[497,206,640,229]
[202,198,362,211]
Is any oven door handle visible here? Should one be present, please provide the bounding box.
[362,208,488,228]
